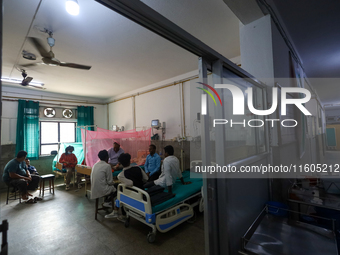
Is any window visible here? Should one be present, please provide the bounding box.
[40,121,76,155]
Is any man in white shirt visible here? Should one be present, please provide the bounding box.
[144,145,191,194]
[90,150,119,217]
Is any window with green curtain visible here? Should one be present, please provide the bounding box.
[76,106,94,142]
[15,99,40,159]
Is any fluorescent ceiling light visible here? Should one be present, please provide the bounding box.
[1,77,44,87]
[66,0,79,16]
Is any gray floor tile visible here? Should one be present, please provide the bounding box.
[0,181,205,255]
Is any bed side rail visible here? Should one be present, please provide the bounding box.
[117,184,152,215]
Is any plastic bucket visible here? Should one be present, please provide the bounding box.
[266,201,288,217]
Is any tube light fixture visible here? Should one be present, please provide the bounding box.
[66,0,80,16]
[1,77,44,87]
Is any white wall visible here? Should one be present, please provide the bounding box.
[108,98,133,131]
[107,70,200,140]
[1,101,18,144]
[240,15,274,86]
[135,85,182,139]
[1,85,107,145]
[106,68,223,141]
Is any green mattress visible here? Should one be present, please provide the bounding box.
[152,171,203,213]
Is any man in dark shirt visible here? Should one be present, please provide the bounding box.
[117,153,148,189]
[3,151,40,200]
[25,159,39,175]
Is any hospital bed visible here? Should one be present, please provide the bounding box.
[115,170,203,243]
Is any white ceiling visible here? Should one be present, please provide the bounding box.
[2,0,240,100]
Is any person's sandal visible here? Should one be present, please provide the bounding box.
[25,198,36,204]
[34,197,43,202]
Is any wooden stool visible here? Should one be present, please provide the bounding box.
[39,174,55,197]
[6,184,21,204]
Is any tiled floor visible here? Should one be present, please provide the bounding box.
[0,178,205,255]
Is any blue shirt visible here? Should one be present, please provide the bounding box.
[3,158,27,183]
[27,165,38,175]
[144,153,161,176]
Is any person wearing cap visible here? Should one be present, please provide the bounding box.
[107,142,124,171]
[59,146,80,190]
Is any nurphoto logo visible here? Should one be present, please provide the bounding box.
[197,83,312,128]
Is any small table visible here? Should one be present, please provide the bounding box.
[39,174,55,197]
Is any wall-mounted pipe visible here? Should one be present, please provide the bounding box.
[132,96,136,130]
[181,82,186,137]
[107,103,110,130]
[2,96,105,105]
[107,73,213,105]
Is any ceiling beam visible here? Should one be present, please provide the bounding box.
[223,0,265,25]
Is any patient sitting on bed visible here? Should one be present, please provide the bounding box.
[144,145,191,194]
[117,153,148,189]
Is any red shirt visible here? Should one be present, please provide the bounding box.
[59,153,77,169]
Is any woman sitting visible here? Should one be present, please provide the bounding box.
[59,146,80,190]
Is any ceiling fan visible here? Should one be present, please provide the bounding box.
[1,69,45,89]
[26,31,91,70]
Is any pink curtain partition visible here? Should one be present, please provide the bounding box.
[81,128,151,167]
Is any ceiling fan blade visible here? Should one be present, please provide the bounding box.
[59,62,91,70]
[28,85,45,90]
[28,37,51,58]
[21,77,33,86]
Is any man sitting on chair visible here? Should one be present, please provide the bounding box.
[24,158,39,189]
[108,142,124,171]
[2,151,40,200]
[91,150,119,218]
[25,159,39,175]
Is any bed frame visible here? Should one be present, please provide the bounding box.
[116,183,203,243]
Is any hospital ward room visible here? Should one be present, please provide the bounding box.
[1,0,340,255]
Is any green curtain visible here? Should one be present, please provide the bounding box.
[15,99,40,160]
[76,106,94,142]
